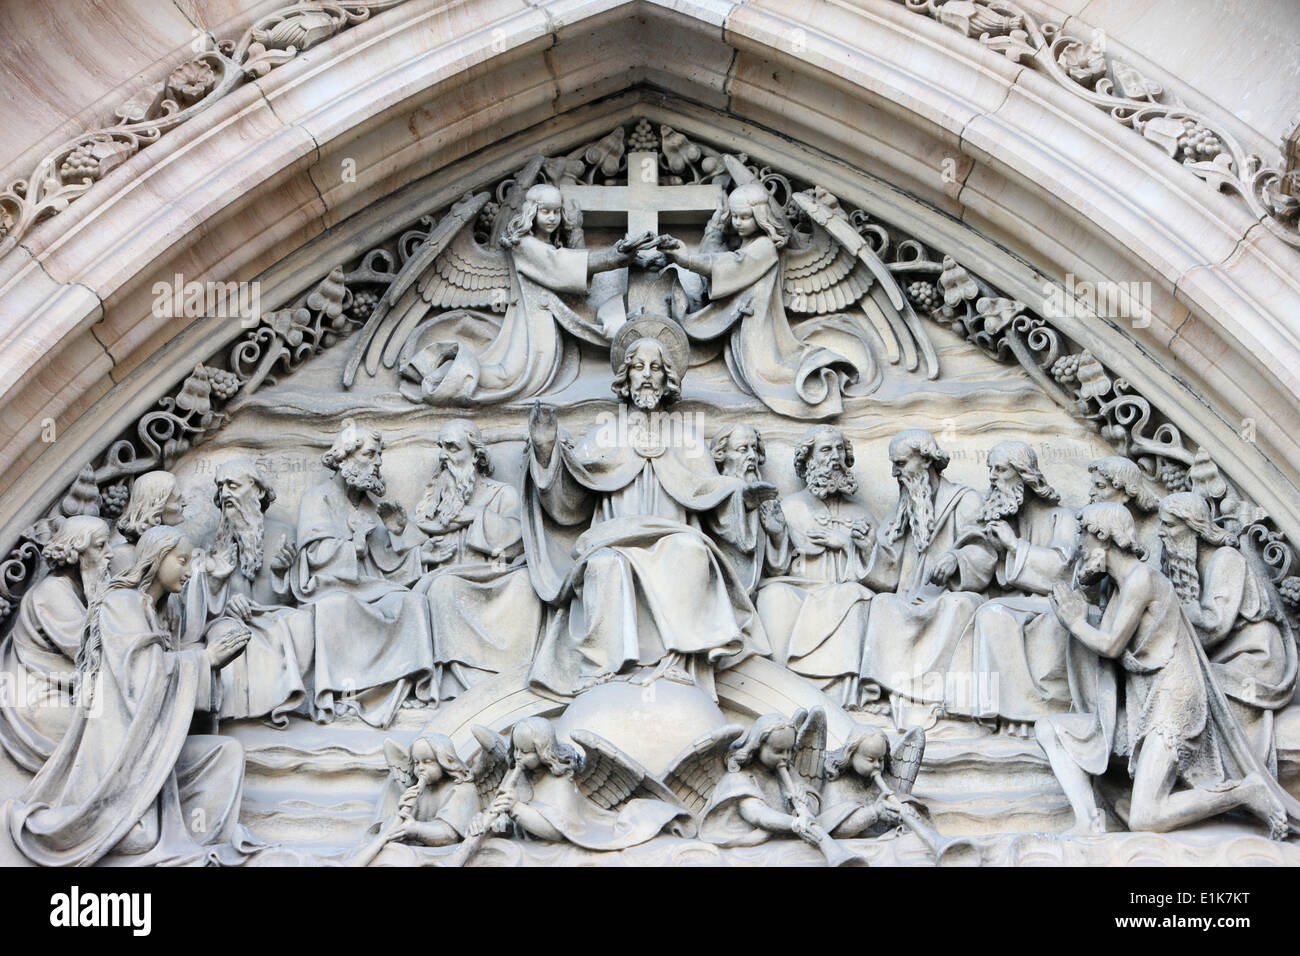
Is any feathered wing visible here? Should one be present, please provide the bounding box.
[467,724,512,805]
[570,730,689,813]
[662,723,746,815]
[883,726,926,797]
[793,707,828,798]
[382,738,415,790]
[787,188,938,380]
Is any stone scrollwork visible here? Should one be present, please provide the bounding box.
[0,1,411,246]
[893,0,1300,246]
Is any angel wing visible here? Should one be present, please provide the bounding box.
[342,156,547,387]
[382,737,415,790]
[788,188,938,380]
[882,726,926,797]
[792,707,828,796]
[662,723,745,815]
[570,730,690,813]
[467,724,512,805]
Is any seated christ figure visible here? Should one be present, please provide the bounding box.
[523,318,773,699]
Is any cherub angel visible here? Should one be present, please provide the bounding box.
[344,155,659,404]
[656,157,938,419]
[666,709,866,866]
[346,733,486,866]
[451,717,693,864]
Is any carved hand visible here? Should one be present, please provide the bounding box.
[929,551,959,585]
[759,500,786,535]
[529,402,558,467]
[850,518,873,545]
[1050,582,1088,629]
[207,625,251,669]
[227,593,254,622]
[377,499,407,534]
[270,538,298,573]
[986,520,1018,552]
[742,481,778,509]
[808,525,852,552]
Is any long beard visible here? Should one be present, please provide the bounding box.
[726,462,760,482]
[340,458,386,496]
[632,383,664,411]
[215,498,265,580]
[892,470,935,552]
[805,457,857,500]
[979,479,1024,522]
[80,553,111,604]
[1161,537,1200,603]
[419,460,477,532]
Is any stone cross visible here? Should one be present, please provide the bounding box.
[562,151,725,318]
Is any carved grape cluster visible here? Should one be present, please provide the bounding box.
[349,289,379,321]
[628,119,659,152]
[1050,353,1080,385]
[906,281,940,312]
[98,482,129,519]
[1159,462,1191,491]
[1279,576,1300,609]
[1177,120,1222,161]
[208,368,240,401]
[58,146,99,184]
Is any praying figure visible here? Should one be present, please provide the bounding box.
[285,420,436,727]
[411,419,542,700]
[755,425,875,708]
[0,516,111,771]
[705,424,790,596]
[522,318,773,698]
[9,526,259,867]
[1157,493,1297,771]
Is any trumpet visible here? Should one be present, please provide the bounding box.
[776,764,868,868]
[346,777,428,868]
[445,764,525,868]
[871,770,979,866]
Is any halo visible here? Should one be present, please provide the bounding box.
[609,315,691,376]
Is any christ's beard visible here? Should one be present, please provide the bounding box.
[80,554,111,603]
[804,457,857,500]
[340,458,386,496]
[979,478,1024,522]
[215,495,265,580]
[1161,535,1200,603]
[632,382,664,411]
[418,459,477,532]
[896,470,935,552]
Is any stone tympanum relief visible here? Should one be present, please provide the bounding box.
[4,118,1300,867]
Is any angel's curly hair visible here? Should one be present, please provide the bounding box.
[1078,502,1147,559]
[824,725,889,781]
[500,184,573,250]
[1159,492,1238,548]
[412,734,475,785]
[727,183,789,249]
[793,425,854,480]
[1088,456,1159,513]
[727,713,797,773]
[511,717,583,778]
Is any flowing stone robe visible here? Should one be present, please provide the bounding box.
[945,498,1077,722]
[407,236,620,406]
[755,491,874,702]
[365,775,480,845]
[0,570,87,771]
[523,415,771,698]
[412,478,542,700]
[680,235,869,419]
[699,766,804,846]
[8,589,255,867]
[1041,567,1300,827]
[183,517,315,726]
[1192,546,1298,771]
[859,478,995,718]
[288,481,436,727]
[705,498,790,597]
[514,769,691,850]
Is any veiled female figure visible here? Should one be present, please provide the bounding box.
[9,526,258,867]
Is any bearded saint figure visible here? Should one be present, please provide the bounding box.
[285,420,436,727]
[945,442,1077,733]
[859,429,996,725]
[182,460,315,726]
[412,419,542,700]
[755,426,875,707]
[523,319,772,698]
[704,424,789,596]
[0,516,111,770]
[1158,493,1298,771]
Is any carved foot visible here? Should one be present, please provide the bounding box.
[1000,721,1034,739]
[1064,810,1107,837]
[1239,772,1288,840]
[574,672,618,694]
[401,697,433,710]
